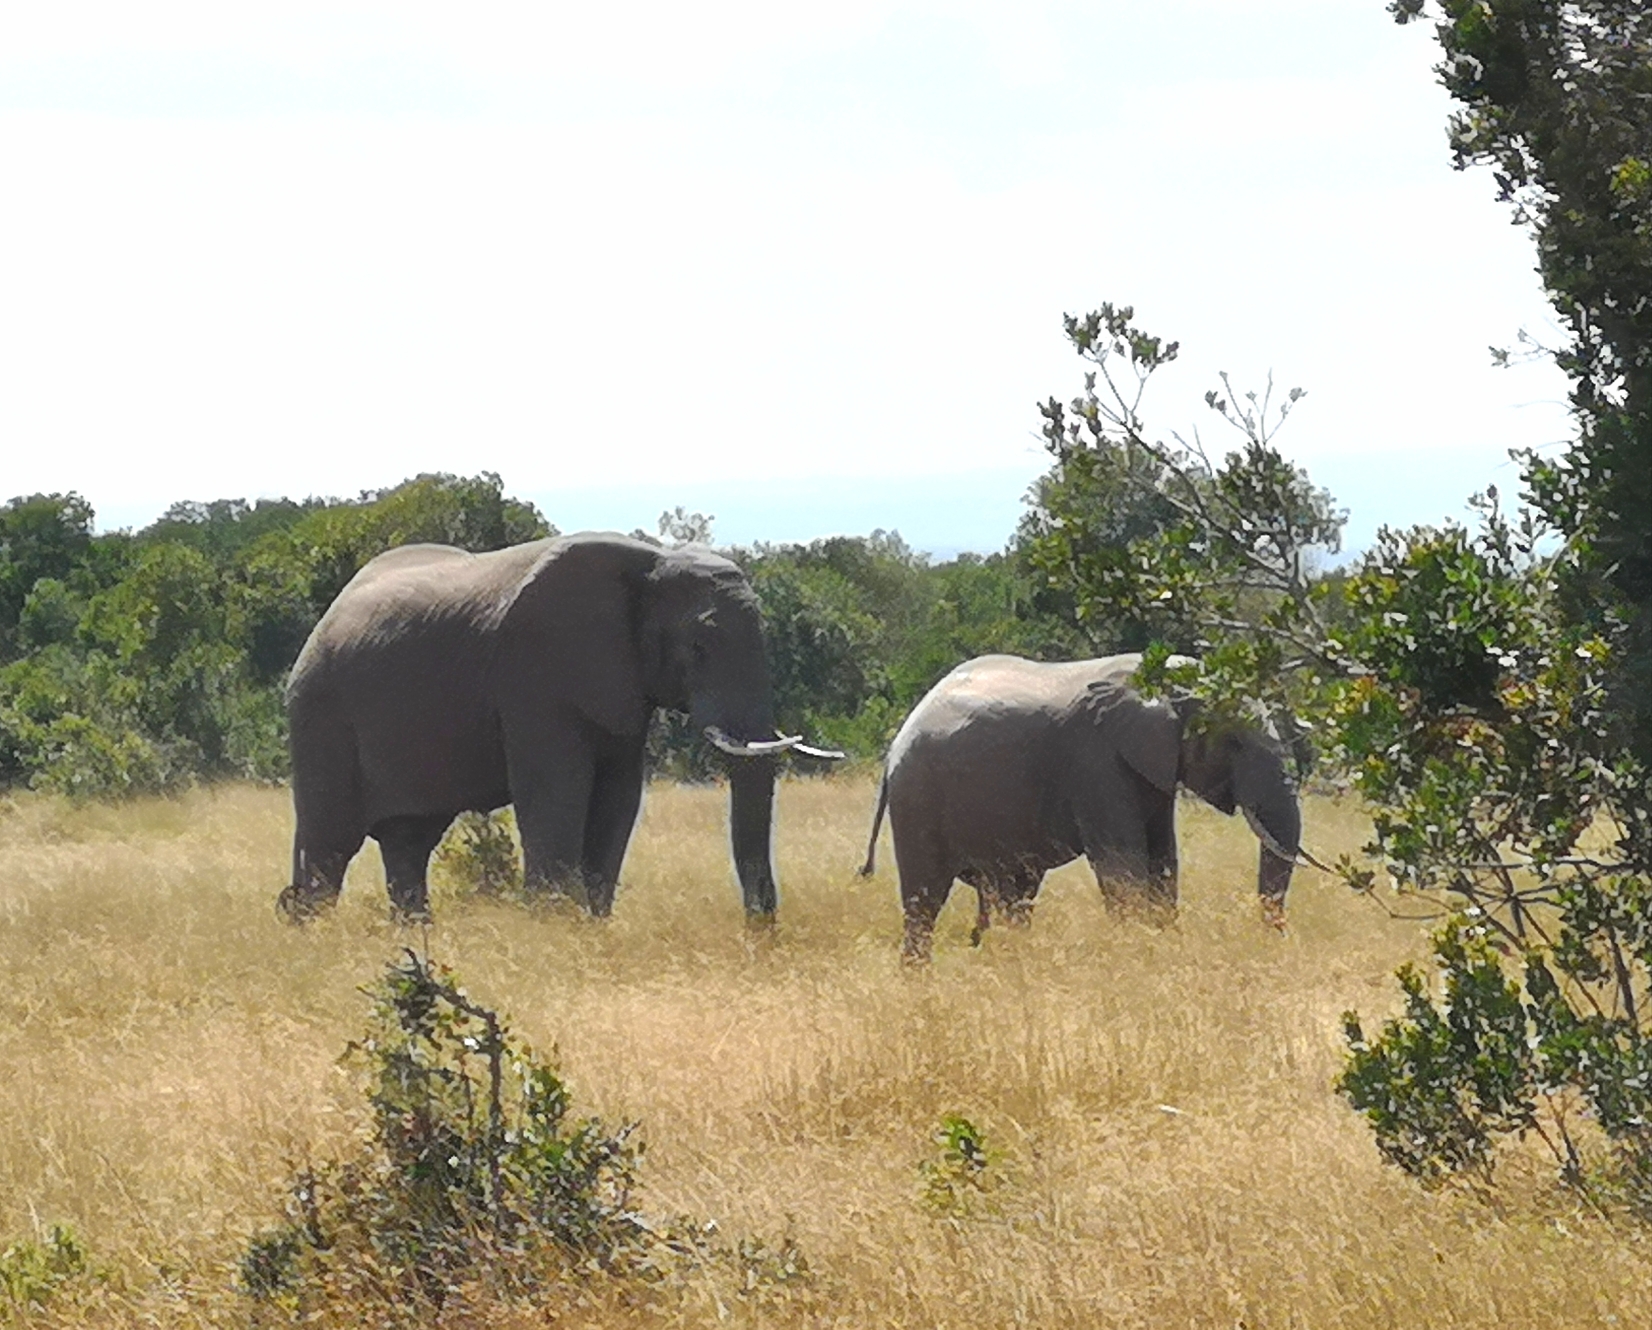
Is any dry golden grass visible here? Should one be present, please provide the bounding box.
[2,777,1649,1327]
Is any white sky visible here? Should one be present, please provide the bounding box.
[0,1,1572,555]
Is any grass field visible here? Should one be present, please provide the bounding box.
[2,776,1649,1327]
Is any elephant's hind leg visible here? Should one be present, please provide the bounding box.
[966,866,1043,945]
[1001,865,1043,929]
[893,839,954,964]
[283,718,365,920]
[279,839,359,921]
[373,813,454,921]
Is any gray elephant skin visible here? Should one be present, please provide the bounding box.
[280,532,832,922]
[861,653,1303,960]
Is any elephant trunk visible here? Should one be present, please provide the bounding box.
[692,683,782,919]
[728,757,779,919]
[1243,796,1300,905]
[1231,733,1302,910]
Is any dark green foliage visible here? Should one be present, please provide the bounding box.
[431,809,523,899]
[0,473,552,797]
[248,471,551,620]
[1341,908,1652,1208]
[1328,0,1652,1211]
[737,534,1077,762]
[1391,0,1652,765]
[1340,929,1539,1185]
[0,494,94,657]
[136,496,321,561]
[1328,492,1616,884]
[634,527,1076,775]
[1015,304,1344,737]
[1325,495,1652,1203]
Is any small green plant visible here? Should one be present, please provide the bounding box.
[431,808,521,899]
[242,951,645,1314]
[1,1225,90,1315]
[243,952,811,1319]
[918,1113,996,1214]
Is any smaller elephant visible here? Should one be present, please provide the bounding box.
[861,653,1308,960]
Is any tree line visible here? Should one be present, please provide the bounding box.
[0,472,1108,797]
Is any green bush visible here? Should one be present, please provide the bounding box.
[431,809,522,899]
[0,1225,91,1315]
[918,1113,998,1216]
[242,953,811,1319]
[242,952,647,1314]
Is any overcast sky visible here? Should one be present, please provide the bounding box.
[0,2,1571,556]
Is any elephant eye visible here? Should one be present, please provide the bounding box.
[690,639,711,665]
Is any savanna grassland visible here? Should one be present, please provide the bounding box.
[2,777,1648,1328]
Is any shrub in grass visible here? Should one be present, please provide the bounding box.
[430,809,521,900]
[243,951,810,1320]
[919,1114,998,1216]
[0,1225,91,1315]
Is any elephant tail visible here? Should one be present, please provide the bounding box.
[859,771,889,877]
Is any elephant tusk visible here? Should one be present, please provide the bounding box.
[1294,844,1338,873]
[1242,807,1335,872]
[792,741,847,761]
[1243,807,1299,865]
[704,727,802,757]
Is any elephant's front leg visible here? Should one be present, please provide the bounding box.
[1001,866,1043,929]
[1076,793,1175,921]
[893,838,953,963]
[508,722,596,903]
[1143,794,1179,898]
[580,743,646,916]
[373,813,454,921]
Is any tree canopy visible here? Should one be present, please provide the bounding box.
[0,475,554,795]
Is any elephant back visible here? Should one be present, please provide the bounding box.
[288,542,547,699]
[492,534,666,737]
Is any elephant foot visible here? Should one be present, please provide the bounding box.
[742,913,780,959]
[1259,893,1288,932]
[900,920,935,965]
[386,879,432,924]
[276,882,337,924]
[1003,900,1034,929]
[522,885,584,919]
[1139,903,1178,930]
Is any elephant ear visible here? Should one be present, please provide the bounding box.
[1082,678,1183,795]
[496,535,662,735]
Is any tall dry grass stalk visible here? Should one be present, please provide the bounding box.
[1,778,1647,1327]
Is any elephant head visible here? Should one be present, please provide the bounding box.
[639,547,841,917]
[1112,687,1303,912]
[1177,717,1302,909]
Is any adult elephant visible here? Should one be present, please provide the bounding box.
[278,532,840,922]
[860,653,1307,960]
